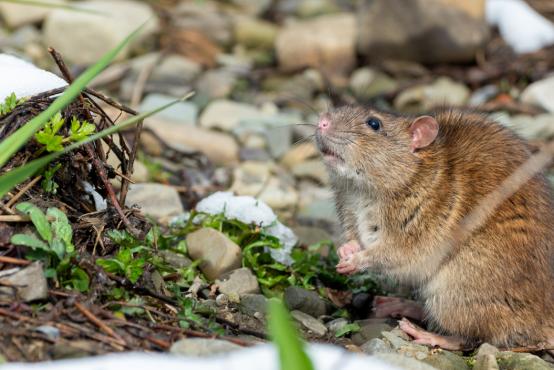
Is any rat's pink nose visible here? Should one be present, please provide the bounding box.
[318,115,331,132]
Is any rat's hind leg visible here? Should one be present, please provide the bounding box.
[399,318,470,351]
[373,296,425,321]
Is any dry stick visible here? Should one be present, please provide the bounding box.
[74,301,127,346]
[4,175,42,209]
[119,52,163,205]
[47,48,139,237]
[0,256,31,266]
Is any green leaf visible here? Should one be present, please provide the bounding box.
[0,91,192,198]
[97,258,125,274]
[69,117,96,141]
[47,207,74,254]
[126,258,145,283]
[268,299,315,370]
[0,22,147,170]
[334,322,360,338]
[69,267,90,292]
[49,239,66,260]
[15,202,52,243]
[10,234,49,251]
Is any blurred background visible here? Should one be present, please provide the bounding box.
[1,0,554,240]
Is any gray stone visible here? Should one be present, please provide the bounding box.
[422,349,470,370]
[381,330,412,350]
[130,52,201,84]
[44,0,158,65]
[361,338,394,355]
[215,267,260,297]
[376,353,438,370]
[125,183,184,223]
[3,25,42,49]
[296,0,341,18]
[349,68,398,100]
[326,318,349,335]
[51,340,101,360]
[195,69,237,101]
[158,250,192,269]
[281,143,319,168]
[476,343,499,358]
[298,198,337,223]
[521,75,554,113]
[505,114,554,140]
[0,1,64,28]
[229,0,271,16]
[357,0,489,64]
[144,118,239,166]
[174,1,232,46]
[291,310,328,337]
[291,160,329,184]
[0,262,47,302]
[284,286,328,317]
[276,14,357,76]
[170,338,241,357]
[496,351,553,370]
[35,325,61,341]
[474,354,499,370]
[352,319,394,345]
[200,99,265,131]
[394,77,470,112]
[234,16,278,50]
[186,228,242,281]
[469,85,499,106]
[240,294,268,316]
[291,225,332,247]
[215,293,229,306]
[239,148,272,162]
[139,94,198,125]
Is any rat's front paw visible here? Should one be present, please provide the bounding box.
[337,240,361,259]
[336,253,361,275]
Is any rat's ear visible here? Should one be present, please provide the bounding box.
[409,115,439,152]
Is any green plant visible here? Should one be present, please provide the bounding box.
[268,298,315,370]
[10,202,89,292]
[334,322,360,338]
[0,93,21,115]
[35,113,96,153]
[41,163,62,194]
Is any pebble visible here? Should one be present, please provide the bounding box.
[34,325,61,341]
[0,1,63,28]
[239,294,268,316]
[474,354,500,370]
[284,286,329,317]
[375,354,438,370]
[170,338,242,356]
[394,77,470,112]
[520,75,554,113]
[51,340,101,360]
[352,319,394,345]
[215,267,260,297]
[139,93,198,125]
[280,143,319,168]
[144,118,239,166]
[215,293,230,306]
[229,0,272,16]
[291,225,332,247]
[326,318,349,335]
[360,338,394,355]
[275,14,357,76]
[195,69,238,101]
[495,351,553,370]
[173,1,232,46]
[125,183,184,224]
[44,0,158,65]
[233,16,278,50]
[200,99,265,131]
[0,262,47,302]
[291,310,328,337]
[291,160,329,184]
[157,250,192,269]
[349,67,398,100]
[186,228,242,280]
[506,114,554,140]
[476,343,499,358]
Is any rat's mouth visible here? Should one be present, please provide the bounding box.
[318,141,344,162]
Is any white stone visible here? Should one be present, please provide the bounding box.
[520,75,554,113]
[199,100,266,131]
[43,0,158,65]
[125,183,183,223]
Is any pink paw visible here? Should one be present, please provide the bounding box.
[337,240,361,259]
[336,240,361,275]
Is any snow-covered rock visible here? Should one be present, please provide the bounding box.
[0,54,67,101]
[1,344,405,370]
[194,192,298,265]
[486,0,554,53]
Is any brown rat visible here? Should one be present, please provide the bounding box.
[315,106,554,350]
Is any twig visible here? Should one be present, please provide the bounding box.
[0,256,31,266]
[4,176,42,209]
[74,301,127,346]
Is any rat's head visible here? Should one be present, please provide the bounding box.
[315,105,439,189]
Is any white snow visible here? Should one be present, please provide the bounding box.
[0,344,405,370]
[195,192,298,265]
[0,54,67,102]
[486,0,554,54]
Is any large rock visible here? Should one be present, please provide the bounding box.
[0,1,64,28]
[291,310,328,337]
[143,118,239,166]
[275,13,357,76]
[520,75,554,113]
[284,286,329,317]
[186,228,242,280]
[357,0,489,63]
[0,262,47,302]
[170,338,241,356]
[43,0,158,65]
[393,77,470,112]
[125,183,184,223]
[215,267,260,297]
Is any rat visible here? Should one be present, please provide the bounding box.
[315,105,554,351]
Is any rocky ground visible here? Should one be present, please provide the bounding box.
[1,0,554,369]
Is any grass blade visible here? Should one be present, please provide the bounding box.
[268,298,315,370]
[0,93,193,198]
[0,22,146,169]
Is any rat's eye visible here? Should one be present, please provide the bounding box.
[365,117,381,131]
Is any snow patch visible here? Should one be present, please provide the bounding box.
[486,0,554,54]
[0,54,67,101]
[0,344,404,370]
[195,192,298,265]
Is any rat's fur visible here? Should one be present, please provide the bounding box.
[316,106,554,348]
